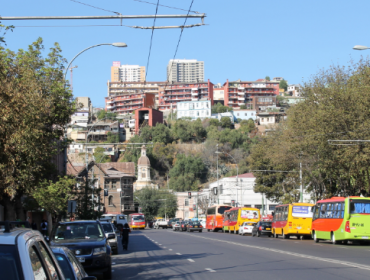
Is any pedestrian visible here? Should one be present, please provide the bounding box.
[31,220,37,230]
[40,219,48,236]
[121,223,131,251]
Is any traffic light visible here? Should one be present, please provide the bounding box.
[193,204,196,210]
[231,200,235,207]
[138,207,142,213]
[104,189,108,196]
[188,192,191,199]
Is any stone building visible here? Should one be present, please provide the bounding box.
[133,145,157,191]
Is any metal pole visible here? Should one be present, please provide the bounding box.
[262,193,264,217]
[196,192,199,219]
[1,14,206,20]
[300,161,303,203]
[216,144,219,204]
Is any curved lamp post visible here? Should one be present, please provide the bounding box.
[353,45,370,50]
[64,42,128,81]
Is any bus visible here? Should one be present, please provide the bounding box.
[312,196,370,244]
[127,213,146,230]
[272,203,314,239]
[206,205,232,232]
[222,209,232,233]
[228,207,260,234]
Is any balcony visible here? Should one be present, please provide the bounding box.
[238,86,245,91]
[229,95,238,99]
[228,101,237,104]
[107,105,116,109]
[191,87,199,91]
[107,100,114,104]
[191,98,199,101]
[238,97,245,101]
[191,91,198,96]
[238,92,245,96]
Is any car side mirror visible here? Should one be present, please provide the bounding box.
[45,236,50,243]
[81,277,97,280]
[108,233,115,240]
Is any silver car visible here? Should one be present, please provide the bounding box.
[100,222,118,255]
[173,222,181,231]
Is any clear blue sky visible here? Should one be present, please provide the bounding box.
[2,0,370,107]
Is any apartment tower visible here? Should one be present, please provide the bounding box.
[167,59,204,83]
[111,61,146,82]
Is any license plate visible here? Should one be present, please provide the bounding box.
[362,236,369,239]
[77,257,85,263]
[194,226,198,228]
[266,228,271,230]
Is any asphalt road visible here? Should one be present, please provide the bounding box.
[110,229,370,280]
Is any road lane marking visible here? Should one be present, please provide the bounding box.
[159,244,162,245]
[169,249,173,251]
[163,247,167,248]
[112,262,116,265]
[188,259,195,262]
[178,232,370,271]
[205,268,216,272]
[176,253,182,255]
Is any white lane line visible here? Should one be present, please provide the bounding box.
[159,244,162,245]
[155,242,158,244]
[294,242,299,244]
[205,268,216,272]
[181,233,370,271]
[176,253,182,255]
[112,262,116,265]
[169,249,173,251]
[188,259,195,262]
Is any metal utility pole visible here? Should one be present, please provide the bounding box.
[196,192,199,219]
[69,65,78,93]
[300,161,303,203]
[216,144,219,204]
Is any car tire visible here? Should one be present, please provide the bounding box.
[104,265,112,280]
[257,231,261,237]
[200,230,202,233]
[252,232,255,237]
[114,248,118,255]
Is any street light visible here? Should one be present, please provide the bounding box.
[353,45,370,50]
[64,42,128,81]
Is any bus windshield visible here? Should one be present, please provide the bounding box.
[133,215,145,222]
[351,200,370,214]
[292,206,313,218]
[218,206,231,215]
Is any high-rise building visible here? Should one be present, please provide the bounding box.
[111,61,146,82]
[167,59,204,83]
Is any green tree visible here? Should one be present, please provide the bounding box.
[106,132,119,143]
[240,119,256,133]
[220,117,232,128]
[240,105,247,109]
[169,154,207,191]
[279,79,288,91]
[0,38,75,220]
[211,103,232,114]
[209,118,221,127]
[151,123,173,144]
[191,119,207,142]
[172,119,193,142]
[265,76,271,81]
[94,147,111,163]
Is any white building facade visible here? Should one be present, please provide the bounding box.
[177,100,211,120]
[233,109,257,122]
[167,59,204,83]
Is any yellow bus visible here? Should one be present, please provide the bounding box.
[272,202,314,239]
[228,207,260,234]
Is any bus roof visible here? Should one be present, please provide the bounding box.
[130,213,144,215]
[208,204,232,208]
[317,196,363,203]
[275,203,315,207]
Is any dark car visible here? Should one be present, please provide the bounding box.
[52,246,97,280]
[50,220,114,279]
[180,221,188,231]
[187,221,203,232]
[252,221,272,237]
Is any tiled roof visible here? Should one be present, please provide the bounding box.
[66,162,86,176]
[229,173,255,179]
[97,162,135,177]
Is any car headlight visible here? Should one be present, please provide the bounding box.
[93,246,107,254]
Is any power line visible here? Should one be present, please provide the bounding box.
[12,24,204,29]
[164,0,195,91]
[144,0,160,83]
[69,0,121,15]
[132,0,200,14]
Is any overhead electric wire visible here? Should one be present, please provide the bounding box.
[69,0,121,15]
[164,0,195,91]
[13,24,204,29]
[132,0,199,14]
[144,0,160,84]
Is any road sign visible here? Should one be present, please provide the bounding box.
[68,200,77,213]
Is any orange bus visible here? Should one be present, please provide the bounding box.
[312,196,370,244]
[227,207,260,234]
[127,213,145,230]
[206,205,232,232]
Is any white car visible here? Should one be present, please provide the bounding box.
[239,222,256,236]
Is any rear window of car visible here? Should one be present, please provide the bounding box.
[101,224,113,233]
[0,245,23,280]
[261,222,271,226]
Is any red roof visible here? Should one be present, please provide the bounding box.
[229,173,255,179]
[317,196,361,203]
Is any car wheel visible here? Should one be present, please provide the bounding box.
[114,248,118,255]
[223,228,225,233]
[257,231,261,237]
[268,234,272,238]
[252,232,255,237]
[200,230,202,233]
[104,265,112,280]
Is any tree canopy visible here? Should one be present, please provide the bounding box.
[279,79,288,91]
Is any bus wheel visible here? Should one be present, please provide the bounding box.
[207,229,210,232]
[331,233,338,245]
[282,231,289,239]
[274,231,278,238]
[234,228,237,234]
[313,231,319,243]
[229,229,232,234]
[342,240,348,245]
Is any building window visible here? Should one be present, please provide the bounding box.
[254,205,262,209]
[105,180,110,189]
[108,196,113,206]
[185,199,189,206]
[112,180,117,189]
[141,168,146,178]
[245,113,247,116]
[269,205,277,211]
[237,113,239,116]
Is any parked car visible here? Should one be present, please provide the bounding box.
[50,220,114,279]
[173,222,181,231]
[252,221,272,237]
[239,222,256,236]
[52,246,96,280]
[180,221,188,231]
[100,221,118,255]
[199,219,206,228]
[0,221,69,280]
[187,221,203,232]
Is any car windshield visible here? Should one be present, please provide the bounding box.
[101,224,113,233]
[54,253,74,280]
[53,223,104,242]
[0,245,22,280]
[133,216,145,222]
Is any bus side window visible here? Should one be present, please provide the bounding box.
[320,203,326,218]
[326,203,332,218]
[284,206,288,221]
[341,202,345,218]
[312,206,319,220]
